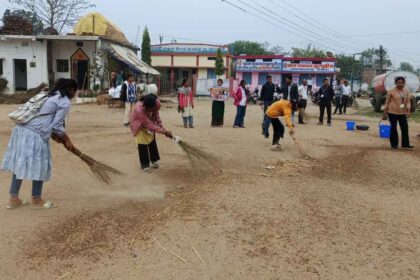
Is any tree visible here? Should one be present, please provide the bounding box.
[399,62,414,72]
[141,26,152,65]
[3,9,44,34]
[8,0,95,34]
[291,44,327,58]
[361,47,392,70]
[89,50,108,91]
[336,54,361,80]
[214,48,225,77]
[230,40,270,56]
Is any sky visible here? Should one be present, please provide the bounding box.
[1,0,420,68]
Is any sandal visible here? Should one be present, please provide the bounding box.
[30,199,57,210]
[6,198,29,210]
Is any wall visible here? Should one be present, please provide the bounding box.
[152,55,172,67]
[173,56,196,67]
[0,37,48,93]
[50,40,96,81]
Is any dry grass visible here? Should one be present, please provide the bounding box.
[0,83,47,104]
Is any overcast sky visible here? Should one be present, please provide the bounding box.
[1,0,420,67]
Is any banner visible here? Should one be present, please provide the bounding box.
[236,59,282,72]
[282,61,335,73]
[151,44,228,54]
[209,87,230,101]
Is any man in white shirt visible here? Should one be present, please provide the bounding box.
[298,79,309,124]
[342,80,351,114]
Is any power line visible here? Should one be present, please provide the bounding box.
[236,0,359,52]
[222,0,353,54]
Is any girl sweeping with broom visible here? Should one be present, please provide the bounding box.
[1,79,77,210]
[131,94,173,173]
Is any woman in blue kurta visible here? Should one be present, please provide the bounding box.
[1,79,78,209]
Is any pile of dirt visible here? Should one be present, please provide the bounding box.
[0,83,47,104]
[22,202,166,262]
[0,15,33,35]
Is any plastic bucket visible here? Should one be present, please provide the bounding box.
[346,121,356,131]
[379,122,391,138]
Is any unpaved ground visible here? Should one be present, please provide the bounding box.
[0,99,419,280]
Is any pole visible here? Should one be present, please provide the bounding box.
[379,45,384,74]
[351,54,355,92]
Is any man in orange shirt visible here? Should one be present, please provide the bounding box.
[265,99,295,151]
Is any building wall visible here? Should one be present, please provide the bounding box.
[51,40,96,81]
[0,37,48,93]
[198,68,207,79]
[173,56,196,67]
[152,56,172,67]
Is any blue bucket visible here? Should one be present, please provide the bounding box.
[379,122,391,138]
[346,121,356,131]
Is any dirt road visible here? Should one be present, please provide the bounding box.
[0,99,419,280]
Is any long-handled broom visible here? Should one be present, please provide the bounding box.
[172,136,216,163]
[53,136,124,184]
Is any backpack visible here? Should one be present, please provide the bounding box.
[8,91,50,124]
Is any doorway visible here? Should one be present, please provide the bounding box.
[14,59,27,91]
[71,48,89,89]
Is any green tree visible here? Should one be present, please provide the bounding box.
[336,54,361,80]
[141,26,152,65]
[230,40,270,56]
[399,62,414,72]
[214,48,225,77]
[3,9,44,34]
[361,47,392,70]
[291,44,327,58]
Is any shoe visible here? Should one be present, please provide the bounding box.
[391,146,398,150]
[189,125,194,128]
[184,124,188,128]
[6,198,29,210]
[124,123,129,127]
[402,145,414,149]
[317,122,323,126]
[333,112,337,115]
[233,126,239,128]
[327,123,332,127]
[264,133,269,139]
[151,162,160,169]
[142,167,152,173]
[299,122,306,125]
[270,144,284,151]
[240,126,246,128]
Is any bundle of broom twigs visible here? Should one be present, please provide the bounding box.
[172,136,216,164]
[53,135,124,184]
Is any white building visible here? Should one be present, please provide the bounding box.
[0,34,159,94]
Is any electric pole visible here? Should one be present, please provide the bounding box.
[379,45,384,74]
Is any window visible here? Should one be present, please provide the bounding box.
[76,41,84,47]
[258,73,268,85]
[243,72,252,85]
[208,57,216,61]
[207,69,216,79]
[263,58,273,62]
[0,59,3,75]
[316,75,328,87]
[246,59,256,62]
[56,59,69,73]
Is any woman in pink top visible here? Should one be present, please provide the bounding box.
[233,80,248,128]
[131,94,173,172]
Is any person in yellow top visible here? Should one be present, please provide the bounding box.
[265,100,295,151]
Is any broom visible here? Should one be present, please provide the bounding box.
[70,147,125,184]
[53,135,124,184]
[289,131,311,160]
[172,136,216,163]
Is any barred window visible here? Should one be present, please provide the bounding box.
[56,59,69,73]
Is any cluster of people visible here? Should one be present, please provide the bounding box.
[1,73,417,209]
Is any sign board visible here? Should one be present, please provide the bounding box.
[236,59,282,72]
[151,44,228,54]
[282,61,335,73]
[209,87,230,101]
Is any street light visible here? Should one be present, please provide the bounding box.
[350,52,363,92]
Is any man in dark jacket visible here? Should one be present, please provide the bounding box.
[279,76,299,124]
[260,75,276,138]
[316,78,335,126]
